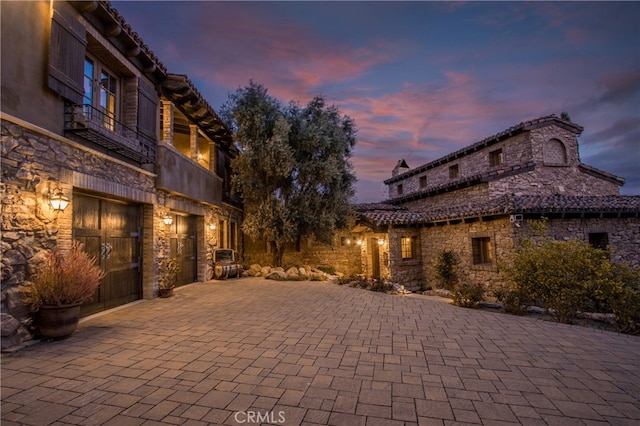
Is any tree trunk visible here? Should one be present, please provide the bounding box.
[270,241,285,267]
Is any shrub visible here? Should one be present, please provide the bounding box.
[21,241,104,309]
[493,286,530,315]
[317,265,336,275]
[597,264,640,335]
[502,220,640,330]
[452,282,485,308]
[435,250,459,290]
[158,257,180,290]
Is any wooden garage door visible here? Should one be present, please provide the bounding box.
[73,193,142,316]
[167,214,197,287]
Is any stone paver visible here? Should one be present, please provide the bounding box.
[2,278,640,425]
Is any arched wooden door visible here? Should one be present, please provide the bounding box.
[73,193,142,316]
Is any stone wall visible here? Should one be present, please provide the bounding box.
[387,133,532,199]
[517,217,640,268]
[1,117,156,348]
[388,228,423,291]
[420,218,516,291]
[387,123,620,200]
[489,165,621,197]
[404,184,490,212]
[243,233,362,277]
[1,116,239,349]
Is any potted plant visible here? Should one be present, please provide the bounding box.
[158,257,180,298]
[21,241,104,339]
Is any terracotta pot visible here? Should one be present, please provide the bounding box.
[158,287,174,298]
[37,303,81,339]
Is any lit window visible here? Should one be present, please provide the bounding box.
[472,237,492,264]
[401,237,415,259]
[490,149,503,167]
[84,56,118,130]
[449,164,459,179]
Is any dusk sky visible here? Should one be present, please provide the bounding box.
[112,1,639,203]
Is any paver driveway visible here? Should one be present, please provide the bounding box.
[2,278,640,425]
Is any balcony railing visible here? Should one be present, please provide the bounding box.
[64,104,156,165]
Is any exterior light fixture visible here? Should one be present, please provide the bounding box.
[163,214,173,225]
[378,238,384,246]
[209,223,216,230]
[356,239,363,246]
[48,187,69,212]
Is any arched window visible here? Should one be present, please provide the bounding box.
[543,138,567,165]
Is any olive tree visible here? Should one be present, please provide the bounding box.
[221,81,357,266]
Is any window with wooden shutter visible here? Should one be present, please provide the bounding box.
[137,78,158,140]
[48,4,86,103]
[472,237,492,265]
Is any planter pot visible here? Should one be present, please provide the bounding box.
[37,303,82,339]
[158,287,174,298]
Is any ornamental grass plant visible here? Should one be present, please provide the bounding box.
[21,241,104,310]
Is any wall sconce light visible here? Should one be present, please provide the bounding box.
[209,223,216,230]
[163,214,173,225]
[356,239,363,246]
[378,238,385,246]
[48,187,70,212]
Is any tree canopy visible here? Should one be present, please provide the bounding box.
[220,81,357,266]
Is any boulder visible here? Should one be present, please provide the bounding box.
[260,266,272,276]
[266,270,287,280]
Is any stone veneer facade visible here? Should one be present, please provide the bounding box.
[1,114,235,349]
[353,116,639,292]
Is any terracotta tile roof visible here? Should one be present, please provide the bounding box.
[511,195,640,214]
[356,195,640,226]
[385,115,583,184]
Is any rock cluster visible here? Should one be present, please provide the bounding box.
[244,264,342,281]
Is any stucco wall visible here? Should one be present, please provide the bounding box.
[1,1,63,134]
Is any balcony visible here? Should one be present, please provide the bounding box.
[156,143,223,206]
[64,104,156,165]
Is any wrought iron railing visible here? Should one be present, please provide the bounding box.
[64,104,156,165]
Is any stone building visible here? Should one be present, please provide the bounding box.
[1,0,241,348]
[354,115,640,291]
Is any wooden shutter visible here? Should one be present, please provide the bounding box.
[472,238,481,264]
[48,3,86,104]
[137,78,158,139]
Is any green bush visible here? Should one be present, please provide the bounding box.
[317,265,336,275]
[493,287,530,316]
[435,250,459,290]
[452,282,485,308]
[501,221,640,331]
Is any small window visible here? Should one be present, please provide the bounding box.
[589,233,609,250]
[490,149,503,167]
[397,184,403,195]
[401,237,415,259]
[472,237,492,265]
[449,164,459,179]
[419,175,427,188]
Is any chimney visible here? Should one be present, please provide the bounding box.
[392,159,410,177]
